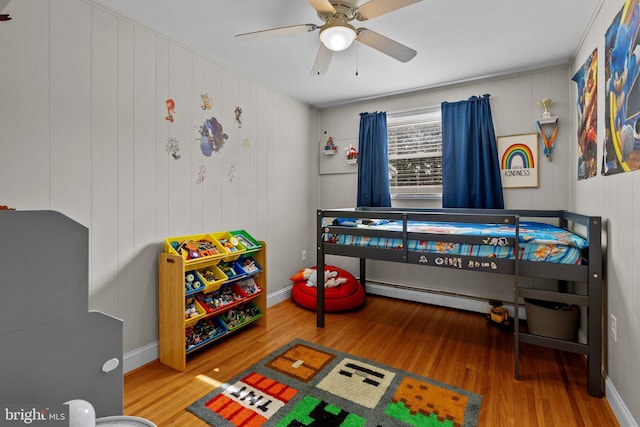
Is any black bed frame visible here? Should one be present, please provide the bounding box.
[316,207,603,397]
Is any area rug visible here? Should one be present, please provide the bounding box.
[188,339,481,427]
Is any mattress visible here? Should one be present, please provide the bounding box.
[324,218,588,265]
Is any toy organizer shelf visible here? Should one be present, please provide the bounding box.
[158,230,266,371]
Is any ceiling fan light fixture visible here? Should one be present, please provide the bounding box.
[320,23,356,52]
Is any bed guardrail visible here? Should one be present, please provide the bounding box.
[316,207,603,397]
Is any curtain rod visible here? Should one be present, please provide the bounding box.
[387,105,441,117]
[387,93,492,116]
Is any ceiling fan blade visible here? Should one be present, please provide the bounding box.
[311,44,334,76]
[356,28,417,62]
[355,0,422,21]
[236,24,317,40]
[307,0,335,14]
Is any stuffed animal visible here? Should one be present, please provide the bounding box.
[290,268,314,282]
[290,266,349,288]
[305,269,346,288]
[305,270,319,287]
[324,276,347,288]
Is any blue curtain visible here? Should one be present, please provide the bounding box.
[441,95,504,209]
[357,111,391,207]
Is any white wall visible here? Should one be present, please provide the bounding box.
[571,0,640,425]
[0,0,318,360]
[316,2,640,423]
[316,66,573,305]
[3,1,638,423]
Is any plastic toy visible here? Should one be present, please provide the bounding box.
[487,300,510,327]
[184,273,203,292]
[324,136,337,152]
[171,239,220,260]
[345,144,358,163]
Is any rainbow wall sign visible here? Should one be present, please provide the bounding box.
[501,143,535,170]
[497,134,538,188]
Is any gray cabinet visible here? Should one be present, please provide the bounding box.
[0,210,123,417]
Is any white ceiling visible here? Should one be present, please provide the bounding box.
[90,0,599,108]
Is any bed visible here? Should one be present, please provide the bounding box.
[316,207,603,397]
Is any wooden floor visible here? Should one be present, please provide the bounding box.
[124,296,618,426]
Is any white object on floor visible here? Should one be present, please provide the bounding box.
[64,399,157,427]
[96,415,158,426]
[64,399,95,427]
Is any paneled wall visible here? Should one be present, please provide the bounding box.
[0,0,318,361]
[317,66,573,307]
[571,0,640,424]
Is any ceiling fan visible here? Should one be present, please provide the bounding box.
[235,0,422,75]
[0,0,11,21]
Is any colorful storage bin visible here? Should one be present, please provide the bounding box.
[165,233,226,264]
[212,231,247,261]
[238,277,262,297]
[185,316,228,352]
[235,257,262,275]
[195,264,227,292]
[184,271,205,295]
[230,230,262,254]
[184,297,206,327]
[220,303,262,331]
[196,283,246,315]
[217,260,244,281]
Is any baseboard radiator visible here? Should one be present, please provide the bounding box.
[362,279,521,318]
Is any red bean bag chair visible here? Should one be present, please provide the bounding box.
[290,265,364,312]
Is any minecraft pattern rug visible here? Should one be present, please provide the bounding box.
[188,339,481,427]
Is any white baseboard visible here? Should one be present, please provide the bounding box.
[123,284,499,373]
[367,283,633,427]
[267,285,292,307]
[606,376,638,427]
[122,282,635,427]
[123,341,158,373]
[123,286,294,374]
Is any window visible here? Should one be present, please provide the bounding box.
[387,108,442,197]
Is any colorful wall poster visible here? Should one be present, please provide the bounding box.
[572,48,598,180]
[497,133,538,188]
[603,0,640,175]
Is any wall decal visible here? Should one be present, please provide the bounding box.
[200,93,212,110]
[197,165,207,184]
[604,0,640,175]
[227,163,238,182]
[198,117,229,156]
[241,138,250,151]
[165,99,175,122]
[572,48,598,180]
[234,107,243,128]
[166,137,181,160]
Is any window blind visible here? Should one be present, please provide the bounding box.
[387,109,442,195]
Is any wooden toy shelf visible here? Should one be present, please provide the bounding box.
[158,238,266,371]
